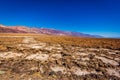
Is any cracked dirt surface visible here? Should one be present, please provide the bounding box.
[0,36,120,80]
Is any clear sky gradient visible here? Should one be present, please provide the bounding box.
[0,0,120,37]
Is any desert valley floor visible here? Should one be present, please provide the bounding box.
[0,34,120,80]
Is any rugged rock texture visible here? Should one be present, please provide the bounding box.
[0,35,119,80]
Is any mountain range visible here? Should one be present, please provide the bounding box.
[0,24,102,38]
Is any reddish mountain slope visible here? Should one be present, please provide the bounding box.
[0,25,102,38]
[0,25,27,33]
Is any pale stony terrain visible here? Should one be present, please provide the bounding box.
[0,36,120,80]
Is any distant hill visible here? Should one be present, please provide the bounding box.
[0,24,102,38]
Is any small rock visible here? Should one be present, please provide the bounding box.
[0,70,5,74]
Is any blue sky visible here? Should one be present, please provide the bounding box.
[0,0,120,37]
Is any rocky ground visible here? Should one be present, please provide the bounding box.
[0,36,120,80]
